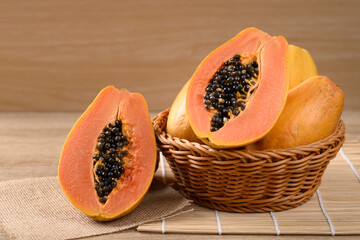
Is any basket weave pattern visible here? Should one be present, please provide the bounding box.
[153,109,345,213]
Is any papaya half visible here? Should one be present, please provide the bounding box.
[58,86,157,221]
[247,76,344,150]
[186,27,289,148]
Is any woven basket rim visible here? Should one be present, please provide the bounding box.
[152,108,345,158]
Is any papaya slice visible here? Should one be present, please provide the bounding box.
[186,27,289,148]
[247,76,344,150]
[58,86,157,221]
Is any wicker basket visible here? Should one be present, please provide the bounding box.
[152,109,345,213]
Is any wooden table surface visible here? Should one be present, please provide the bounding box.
[0,110,359,240]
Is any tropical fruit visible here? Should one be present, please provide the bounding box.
[247,76,344,150]
[167,43,318,146]
[186,27,289,148]
[166,81,201,143]
[288,44,318,89]
[58,86,157,221]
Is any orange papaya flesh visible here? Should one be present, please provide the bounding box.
[247,76,344,150]
[58,86,157,221]
[186,27,289,148]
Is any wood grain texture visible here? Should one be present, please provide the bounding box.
[0,110,359,239]
[0,0,359,111]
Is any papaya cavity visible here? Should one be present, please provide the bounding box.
[204,54,259,132]
[93,119,128,204]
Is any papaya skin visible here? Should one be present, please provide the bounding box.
[58,86,157,221]
[166,81,201,143]
[186,28,289,148]
[288,45,318,89]
[247,76,344,150]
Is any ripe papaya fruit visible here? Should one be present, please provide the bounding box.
[185,27,289,148]
[288,45,318,89]
[166,81,201,143]
[167,43,318,145]
[247,76,344,150]
[58,86,157,221]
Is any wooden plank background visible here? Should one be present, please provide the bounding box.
[0,0,359,111]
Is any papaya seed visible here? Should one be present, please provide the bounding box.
[203,54,259,132]
[93,119,130,203]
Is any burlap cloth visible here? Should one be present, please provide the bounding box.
[0,176,191,240]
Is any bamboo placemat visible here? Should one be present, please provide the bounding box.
[138,140,360,236]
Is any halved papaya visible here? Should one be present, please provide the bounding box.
[247,76,344,150]
[186,27,289,148]
[58,86,157,221]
